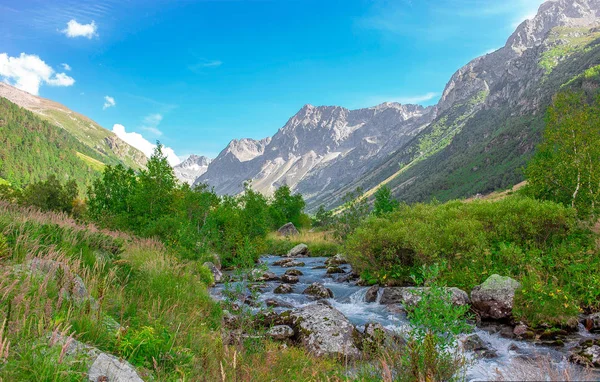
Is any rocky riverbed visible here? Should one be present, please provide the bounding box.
[210,254,600,380]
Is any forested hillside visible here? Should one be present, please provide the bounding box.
[0,98,113,189]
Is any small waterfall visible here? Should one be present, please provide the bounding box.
[375,287,384,304]
[349,288,368,304]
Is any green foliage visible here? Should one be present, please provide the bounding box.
[525,91,600,219]
[312,204,334,228]
[0,98,107,190]
[269,184,306,229]
[333,188,370,240]
[19,175,79,214]
[345,195,598,327]
[88,147,308,268]
[373,185,399,217]
[407,264,472,348]
[513,273,581,328]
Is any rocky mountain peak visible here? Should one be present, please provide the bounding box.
[173,154,212,185]
[507,0,600,54]
[224,137,271,162]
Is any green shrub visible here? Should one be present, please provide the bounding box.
[514,273,581,328]
[345,195,599,327]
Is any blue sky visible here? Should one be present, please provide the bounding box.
[0,0,544,162]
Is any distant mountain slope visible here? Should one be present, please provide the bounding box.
[197,0,600,212]
[174,154,212,185]
[0,98,107,188]
[326,0,600,208]
[196,103,435,202]
[0,83,147,170]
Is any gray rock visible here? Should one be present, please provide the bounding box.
[274,284,294,294]
[326,266,345,275]
[256,271,278,282]
[461,334,498,359]
[281,261,305,268]
[88,353,144,382]
[277,222,300,237]
[303,282,334,299]
[203,262,223,284]
[48,333,142,382]
[268,325,295,340]
[28,258,92,303]
[471,274,521,320]
[379,287,470,307]
[280,274,300,284]
[365,286,380,303]
[286,244,309,258]
[290,302,361,358]
[325,254,347,267]
[285,269,303,276]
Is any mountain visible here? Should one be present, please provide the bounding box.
[197,103,435,200]
[174,154,212,184]
[197,0,600,211]
[0,97,108,188]
[0,83,147,170]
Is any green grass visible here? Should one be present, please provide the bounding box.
[264,230,340,257]
[76,152,106,172]
[539,26,600,74]
[0,201,346,381]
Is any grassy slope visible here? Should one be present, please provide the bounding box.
[0,98,108,189]
[0,202,343,381]
[42,109,146,170]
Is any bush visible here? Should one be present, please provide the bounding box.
[344,195,599,326]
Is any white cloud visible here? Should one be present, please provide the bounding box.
[141,113,163,136]
[103,96,116,110]
[62,19,98,39]
[112,124,181,166]
[0,52,75,95]
[61,63,72,71]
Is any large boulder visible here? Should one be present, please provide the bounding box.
[285,244,310,258]
[303,282,334,299]
[49,333,143,382]
[88,353,144,382]
[379,287,470,307]
[277,222,300,237]
[203,262,223,284]
[471,275,521,320]
[290,302,361,358]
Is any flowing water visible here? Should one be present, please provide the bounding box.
[212,256,599,381]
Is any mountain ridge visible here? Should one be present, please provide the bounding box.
[194,0,600,211]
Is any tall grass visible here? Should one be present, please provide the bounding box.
[265,230,340,257]
[0,202,343,380]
